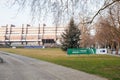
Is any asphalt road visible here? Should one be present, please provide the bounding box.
[0,51,107,80]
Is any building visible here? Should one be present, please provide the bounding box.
[0,24,65,47]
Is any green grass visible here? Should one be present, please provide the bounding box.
[0,48,120,80]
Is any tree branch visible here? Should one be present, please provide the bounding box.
[78,0,119,25]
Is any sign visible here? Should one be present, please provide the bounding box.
[67,48,96,55]
[96,48,107,54]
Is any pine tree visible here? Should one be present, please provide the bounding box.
[61,18,81,51]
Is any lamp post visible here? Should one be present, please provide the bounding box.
[9,24,15,45]
[38,24,41,45]
[42,23,46,46]
[4,24,8,47]
[26,24,30,45]
[21,24,24,45]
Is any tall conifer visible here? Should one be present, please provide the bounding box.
[61,18,81,51]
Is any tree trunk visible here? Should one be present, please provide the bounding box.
[116,42,119,55]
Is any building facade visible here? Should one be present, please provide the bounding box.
[0,24,65,47]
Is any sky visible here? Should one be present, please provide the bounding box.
[0,1,31,27]
[0,0,104,27]
[0,0,50,27]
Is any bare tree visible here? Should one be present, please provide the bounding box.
[95,3,120,54]
[107,2,120,54]
[6,0,120,24]
[95,17,114,48]
[79,17,93,48]
[89,0,120,23]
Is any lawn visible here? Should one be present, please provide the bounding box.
[0,48,120,80]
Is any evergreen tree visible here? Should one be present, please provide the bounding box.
[61,18,81,51]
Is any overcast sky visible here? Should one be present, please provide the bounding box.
[0,1,30,27]
[0,0,104,27]
[0,0,52,27]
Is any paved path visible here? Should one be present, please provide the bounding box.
[0,51,107,80]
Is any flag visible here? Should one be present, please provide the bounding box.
[43,24,46,26]
[27,24,30,27]
[1,26,6,27]
[11,24,15,27]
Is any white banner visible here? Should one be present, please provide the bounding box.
[96,48,107,54]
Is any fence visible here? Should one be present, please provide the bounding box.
[24,46,43,48]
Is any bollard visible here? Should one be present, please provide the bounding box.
[0,57,3,63]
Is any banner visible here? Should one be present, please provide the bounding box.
[67,48,96,55]
[96,48,107,54]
